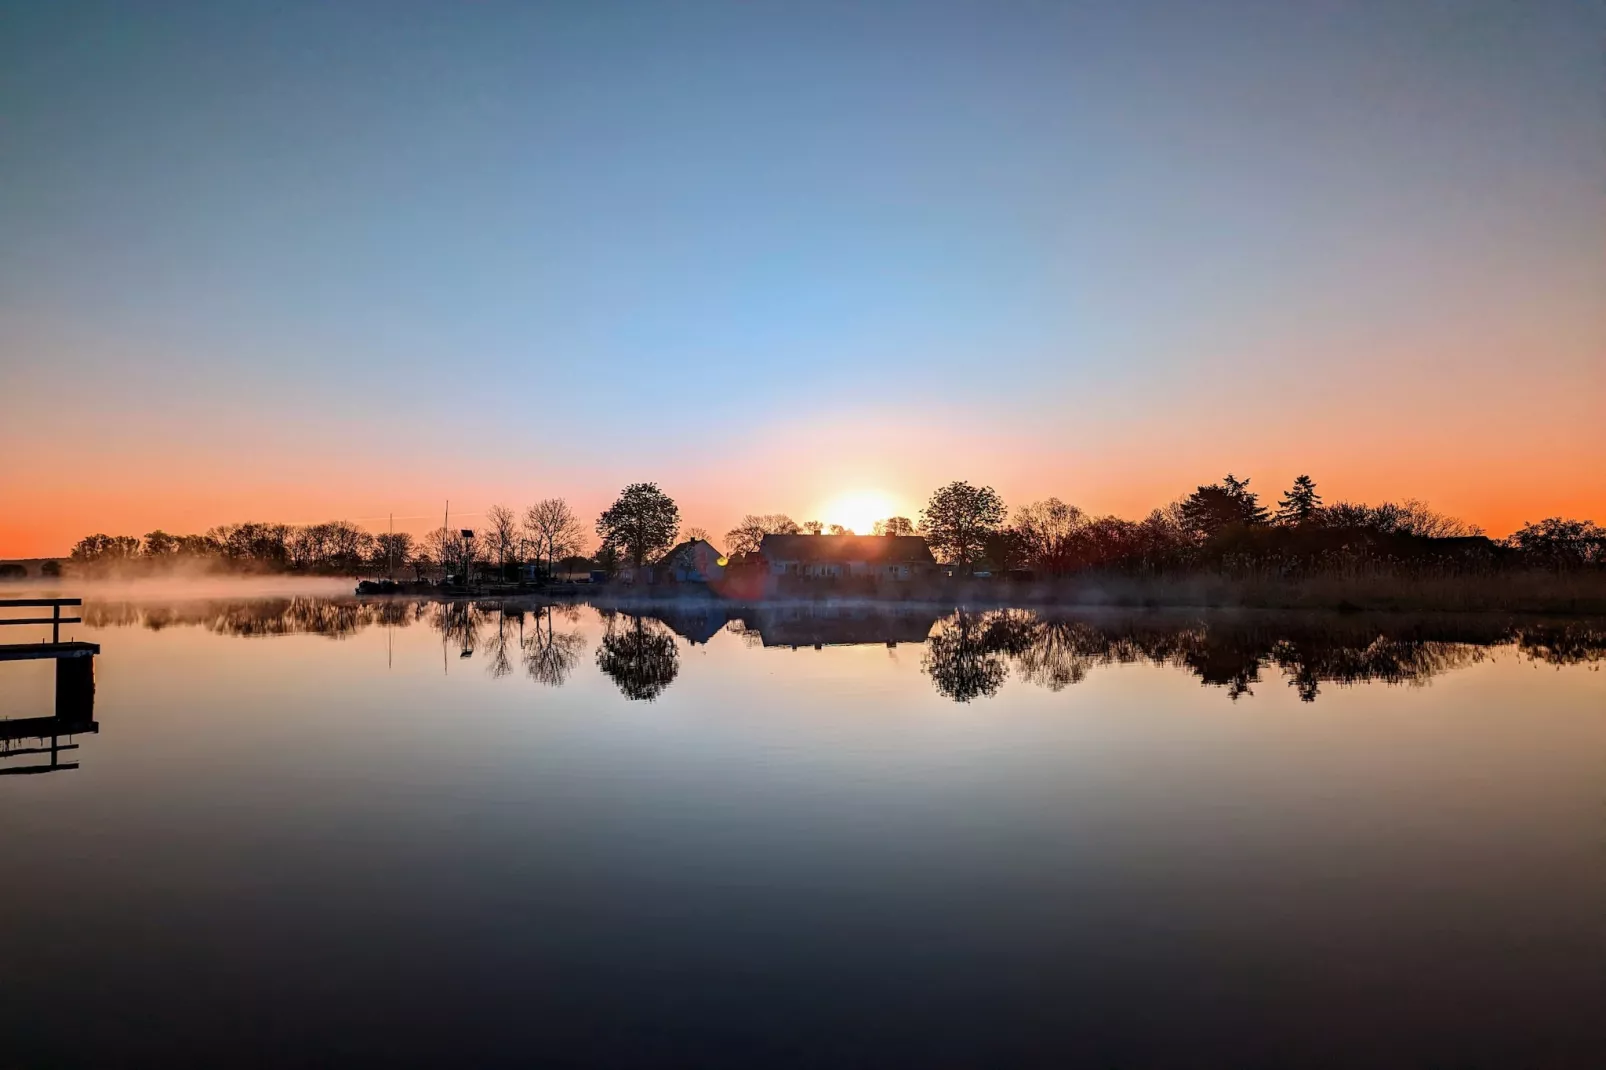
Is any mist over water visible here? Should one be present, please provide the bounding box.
[3,594,1604,1065]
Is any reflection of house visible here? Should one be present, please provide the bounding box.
[735,604,942,648]
[657,539,727,584]
[758,535,936,581]
[650,605,735,645]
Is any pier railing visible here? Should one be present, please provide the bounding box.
[0,598,84,644]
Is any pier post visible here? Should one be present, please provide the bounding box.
[55,655,95,720]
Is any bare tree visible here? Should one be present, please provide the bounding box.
[524,498,586,579]
[682,526,710,543]
[1392,499,1484,538]
[827,524,850,536]
[801,520,824,535]
[873,516,915,537]
[483,504,521,577]
[372,532,414,576]
[424,526,480,582]
[1011,498,1086,575]
[724,514,800,556]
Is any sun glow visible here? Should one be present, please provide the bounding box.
[820,490,898,536]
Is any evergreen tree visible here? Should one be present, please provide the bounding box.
[1181,473,1268,538]
[1275,474,1322,526]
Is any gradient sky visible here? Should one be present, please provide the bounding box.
[2,0,1602,555]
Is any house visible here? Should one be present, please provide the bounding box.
[757,534,937,582]
[655,539,727,584]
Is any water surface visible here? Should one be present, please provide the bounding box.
[3,597,1604,1066]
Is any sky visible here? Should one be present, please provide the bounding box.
[2,0,1602,556]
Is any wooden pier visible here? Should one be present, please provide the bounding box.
[1,599,99,774]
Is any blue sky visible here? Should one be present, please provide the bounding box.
[2,1,1602,552]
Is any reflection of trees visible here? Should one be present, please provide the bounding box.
[429,601,490,660]
[922,610,1010,702]
[917,609,1558,704]
[80,597,431,638]
[66,597,1606,703]
[484,606,519,678]
[1010,617,1129,692]
[1514,623,1606,667]
[596,614,679,701]
[1268,637,1487,702]
[521,606,586,687]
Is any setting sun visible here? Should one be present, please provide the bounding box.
[819,490,899,535]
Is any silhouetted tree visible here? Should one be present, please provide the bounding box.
[801,520,824,535]
[594,543,620,578]
[70,534,142,563]
[682,526,710,543]
[596,483,680,568]
[827,524,850,536]
[209,522,292,567]
[1388,499,1483,538]
[1181,474,1267,538]
[1011,498,1086,575]
[174,534,220,558]
[1318,501,1374,530]
[143,530,178,557]
[725,514,800,555]
[873,516,915,537]
[983,528,1027,573]
[40,560,62,578]
[920,481,1006,572]
[372,532,414,575]
[1275,475,1322,526]
[1508,517,1606,569]
[425,526,480,581]
[483,505,521,576]
[524,498,586,580]
[1318,498,1481,538]
[596,615,679,700]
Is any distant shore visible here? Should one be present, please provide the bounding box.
[9,566,1605,616]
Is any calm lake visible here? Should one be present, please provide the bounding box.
[3,595,1604,1066]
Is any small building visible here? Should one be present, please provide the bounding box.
[616,563,654,586]
[758,534,937,582]
[655,539,727,584]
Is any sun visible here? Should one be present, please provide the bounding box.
[820,490,897,536]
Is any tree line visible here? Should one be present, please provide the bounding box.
[61,475,1605,579]
[918,475,1603,577]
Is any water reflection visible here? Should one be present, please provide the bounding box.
[0,655,98,776]
[596,612,679,700]
[731,603,941,648]
[77,597,1605,704]
[517,605,586,687]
